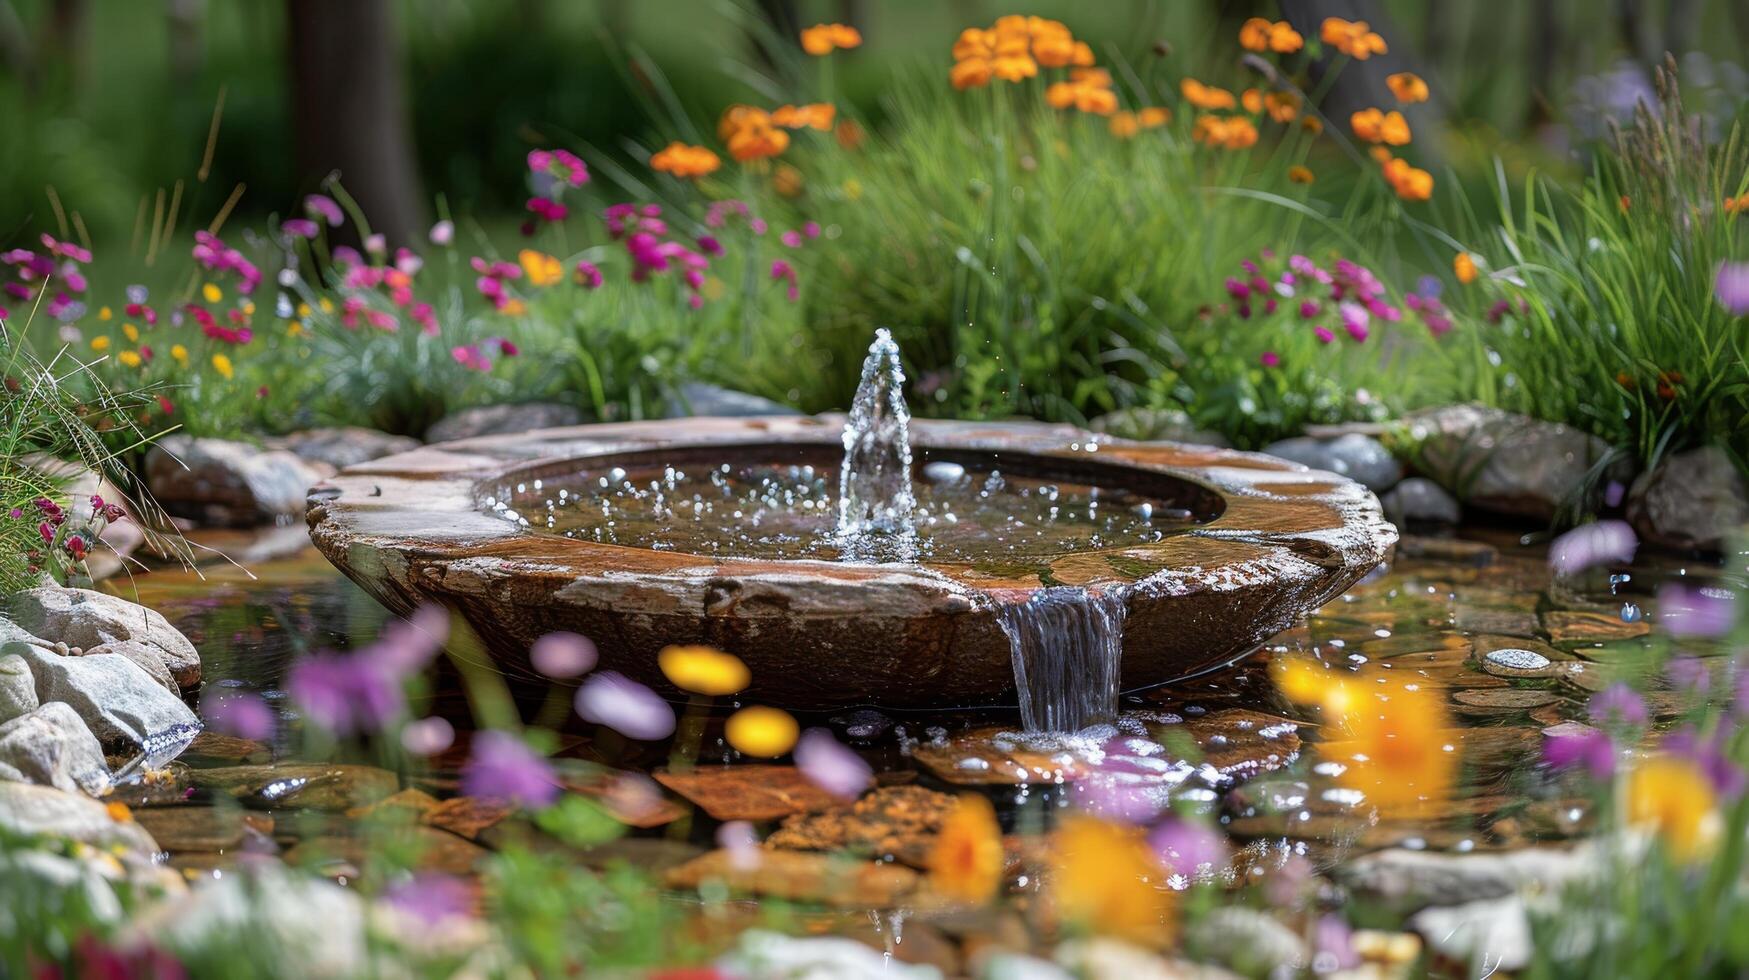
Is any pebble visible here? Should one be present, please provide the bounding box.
[1482,648,1554,678]
[921,461,967,485]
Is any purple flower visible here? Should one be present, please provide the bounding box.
[530,632,597,678]
[1658,583,1737,638]
[200,691,274,742]
[401,716,454,756]
[429,220,455,246]
[1548,520,1637,574]
[1313,916,1361,972]
[793,727,870,800]
[1666,656,1712,698]
[461,730,559,808]
[574,671,675,740]
[1589,683,1648,729]
[717,820,762,871]
[1542,722,1615,779]
[382,872,473,926]
[1665,726,1746,801]
[286,605,447,735]
[781,229,804,248]
[1715,261,1749,316]
[1298,300,1319,318]
[304,194,344,227]
[1147,817,1228,880]
[281,218,320,240]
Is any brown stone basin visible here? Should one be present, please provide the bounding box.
[305,417,1396,709]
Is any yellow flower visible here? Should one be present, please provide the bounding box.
[843,177,864,201]
[1626,756,1721,862]
[90,336,111,352]
[1387,72,1430,104]
[1454,252,1478,284]
[657,644,750,696]
[122,323,139,342]
[287,321,304,337]
[170,344,188,364]
[725,705,799,757]
[105,801,133,823]
[97,306,112,321]
[1108,111,1140,139]
[241,300,255,316]
[201,282,222,303]
[801,22,860,55]
[499,298,528,316]
[117,351,142,368]
[1181,78,1237,111]
[318,297,334,313]
[928,794,1004,903]
[1289,165,1315,184]
[297,302,313,318]
[211,353,234,379]
[518,249,563,288]
[1051,816,1174,947]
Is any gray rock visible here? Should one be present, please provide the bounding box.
[1264,434,1403,491]
[9,643,201,764]
[1409,897,1532,973]
[132,864,372,976]
[190,763,399,811]
[1185,906,1308,975]
[82,639,179,696]
[1339,845,1592,912]
[666,382,800,418]
[0,701,111,796]
[1088,408,1230,447]
[721,930,943,980]
[1400,404,1627,521]
[270,426,421,470]
[0,652,38,724]
[8,586,201,689]
[144,435,322,528]
[425,402,583,443]
[0,780,161,854]
[1381,477,1462,526]
[1626,446,1749,553]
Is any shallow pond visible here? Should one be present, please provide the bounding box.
[106,524,1735,965]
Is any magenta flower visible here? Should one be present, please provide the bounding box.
[1314,916,1361,971]
[461,729,559,808]
[383,872,474,927]
[364,233,387,256]
[1658,583,1737,638]
[1148,817,1228,880]
[304,194,344,227]
[1542,722,1615,779]
[1589,683,1648,729]
[451,345,493,372]
[530,631,597,678]
[574,261,603,289]
[1259,350,1281,368]
[1298,300,1319,318]
[528,148,589,187]
[1714,261,1749,316]
[1339,301,1370,341]
[574,671,675,740]
[1548,520,1637,575]
[794,728,870,800]
[781,229,804,248]
[282,218,320,240]
[401,716,455,756]
[429,220,456,246]
[770,259,799,302]
[200,690,275,742]
[1313,326,1336,344]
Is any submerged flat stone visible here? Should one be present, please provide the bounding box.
[1542,610,1650,644]
[654,765,843,822]
[665,848,920,908]
[1481,648,1554,678]
[191,763,398,811]
[1451,689,1560,715]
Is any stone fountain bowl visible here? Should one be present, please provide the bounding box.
[306,417,1396,709]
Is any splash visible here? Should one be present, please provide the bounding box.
[836,328,917,560]
[997,587,1128,732]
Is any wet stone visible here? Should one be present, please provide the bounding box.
[1482,648,1554,678]
[1542,610,1650,644]
[133,806,274,853]
[424,795,515,840]
[766,785,958,867]
[1396,536,1495,565]
[1452,606,1542,639]
[565,768,687,828]
[191,764,398,811]
[653,765,844,822]
[665,848,920,908]
[287,826,488,877]
[1451,689,1560,716]
[344,787,441,823]
[181,731,273,765]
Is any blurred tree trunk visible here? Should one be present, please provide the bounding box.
[286,0,423,246]
[1526,0,1561,128]
[41,0,87,92]
[166,0,205,86]
[1663,0,1701,56]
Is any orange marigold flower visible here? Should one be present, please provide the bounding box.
[1052,816,1175,947]
[1138,106,1171,128]
[1288,164,1315,184]
[1268,21,1304,52]
[1071,40,1095,66]
[651,141,721,179]
[1454,252,1478,284]
[518,249,563,287]
[1301,114,1324,134]
[771,103,837,131]
[1181,77,1237,110]
[1077,85,1118,115]
[1370,145,1395,164]
[1379,110,1411,145]
[1264,91,1301,123]
[1193,114,1257,150]
[929,794,1004,903]
[1241,88,1264,114]
[1724,193,1749,215]
[1387,72,1430,103]
[718,105,768,141]
[773,163,804,198]
[1238,17,1273,51]
[1351,107,1383,141]
[991,53,1038,82]
[1383,156,1434,201]
[1109,111,1140,138]
[801,22,860,55]
[835,118,865,150]
[951,57,994,90]
[724,114,790,162]
[952,27,993,61]
[1321,17,1387,59]
[1032,29,1077,68]
[1070,66,1112,88]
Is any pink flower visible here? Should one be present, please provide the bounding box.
[462,730,559,808]
[574,671,675,740]
[717,820,762,871]
[1259,351,1281,367]
[574,261,603,289]
[781,229,804,248]
[1314,326,1336,344]
[401,716,455,755]
[282,218,320,240]
[528,147,589,187]
[451,344,492,372]
[383,872,474,927]
[429,220,455,246]
[200,690,274,741]
[770,259,799,302]
[1148,817,1229,881]
[530,632,597,678]
[364,233,387,255]
[1298,300,1319,318]
[1548,520,1637,575]
[794,728,870,800]
[1715,261,1749,316]
[304,194,344,227]
[1589,683,1647,729]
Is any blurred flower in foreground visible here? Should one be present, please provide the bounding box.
[1626,755,1721,861]
[574,671,676,740]
[928,793,1003,903]
[287,605,448,735]
[1051,816,1174,946]
[1715,261,1749,316]
[383,872,474,927]
[401,716,455,756]
[1148,817,1228,884]
[1548,520,1637,574]
[200,690,274,742]
[1590,683,1649,730]
[530,631,597,678]
[651,142,722,179]
[1275,658,1455,814]
[718,820,762,871]
[1658,582,1737,638]
[793,727,871,799]
[658,644,750,696]
[461,730,558,809]
[1542,723,1615,779]
[725,705,799,757]
[800,22,861,56]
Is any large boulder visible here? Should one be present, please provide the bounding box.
[1262,434,1403,491]
[1398,405,1625,521]
[1380,477,1462,527]
[270,427,421,470]
[8,586,200,689]
[425,402,583,443]
[7,642,201,764]
[0,701,111,796]
[665,382,801,418]
[1088,408,1230,447]
[0,652,38,723]
[1626,446,1749,553]
[144,435,322,527]
[0,780,161,854]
